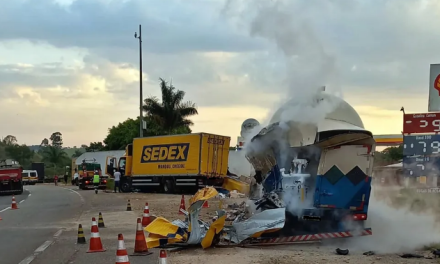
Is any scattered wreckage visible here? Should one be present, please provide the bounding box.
[144,90,377,249]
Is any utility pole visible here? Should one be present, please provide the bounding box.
[135,25,143,138]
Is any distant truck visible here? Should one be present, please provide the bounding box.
[75,159,108,190]
[31,162,45,183]
[22,170,38,185]
[106,133,230,193]
[0,159,24,195]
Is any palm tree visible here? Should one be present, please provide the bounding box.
[41,146,68,168]
[143,78,198,134]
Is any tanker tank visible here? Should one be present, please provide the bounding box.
[242,88,375,238]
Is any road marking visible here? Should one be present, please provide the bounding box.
[34,240,53,253]
[61,187,85,203]
[28,193,31,197]
[19,200,25,204]
[53,229,63,238]
[0,207,10,212]
[18,255,35,264]
[18,229,62,264]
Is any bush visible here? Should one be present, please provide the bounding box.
[106,178,115,190]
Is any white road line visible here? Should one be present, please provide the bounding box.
[18,255,35,264]
[53,229,63,238]
[34,240,53,253]
[18,229,62,264]
[61,187,85,203]
[0,189,32,212]
[28,194,31,197]
[0,207,10,212]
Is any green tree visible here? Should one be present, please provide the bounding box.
[41,145,68,168]
[103,117,169,150]
[143,78,198,134]
[378,144,403,164]
[85,142,105,152]
[2,135,17,145]
[72,149,84,158]
[5,144,34,167]
[49,132,63,148]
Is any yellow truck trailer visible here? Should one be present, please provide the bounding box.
[106,133,230,193]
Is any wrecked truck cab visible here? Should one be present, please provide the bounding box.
[244,91,375,240]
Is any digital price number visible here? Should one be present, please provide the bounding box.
[403,156,440,177]
[403,113,440,134]
[403,135,440,156]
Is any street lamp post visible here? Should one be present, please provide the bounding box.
[135,25,143,138]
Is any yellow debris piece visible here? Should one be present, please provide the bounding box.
[222,177,250,194]
[201,214,226,249]
[146,233,182,248]
[144,216,188,241]
[189,187,218,205]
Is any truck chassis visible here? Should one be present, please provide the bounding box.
[120,175,224,193]
[78,177,108,190]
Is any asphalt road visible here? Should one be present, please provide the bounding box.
[0,185,84,264]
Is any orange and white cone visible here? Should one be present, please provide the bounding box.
[178,195,186,215]
[141,203,151,227]
[115,234,130,264]
[131,218,152,256]
[158,249,168,264]
[11,195,18,210]
[87,217,106,253]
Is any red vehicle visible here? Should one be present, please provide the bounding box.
[0,159,24,195]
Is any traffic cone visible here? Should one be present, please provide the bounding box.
[126,200,132,211]
[11,195,18,210]
[202,200,209,208]
[98,212,105,228]
[131,218,152,256]
[87,217,106,253]
[77,224,86,244]
[141,203,151,227]
[178,195,186,215]
[115,234,130,264]
[158,249,168,264]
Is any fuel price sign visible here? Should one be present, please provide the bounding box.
[403,134,440,156]
[403,112,440,134]
[403,156,440,177]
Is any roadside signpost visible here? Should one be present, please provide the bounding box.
[402,112,440,180]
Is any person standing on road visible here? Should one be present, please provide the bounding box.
[114,168,121,193]
[93,171,100,194]
[54,175,58,186]
[64,171,68,185]
[73,170,79,186]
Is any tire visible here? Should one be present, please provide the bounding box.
[163,179,174,194]
[79,184,85,190]
[17,183,23,195]
[120,179,132,193]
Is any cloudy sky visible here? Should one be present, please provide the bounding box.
[1,0,439,147]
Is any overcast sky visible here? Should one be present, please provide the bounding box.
[1,0,439,147]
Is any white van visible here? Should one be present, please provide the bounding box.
[22,170,38,185]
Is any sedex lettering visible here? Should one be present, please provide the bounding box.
[141,143,190,163]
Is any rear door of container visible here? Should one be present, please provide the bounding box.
[313,145,372,213]
[200,134,230,177]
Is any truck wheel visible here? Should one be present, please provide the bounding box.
[163,179,174,194]
[120,180,132,193]
[17,183,24,195]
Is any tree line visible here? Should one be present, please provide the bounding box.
[0,133,73,176]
